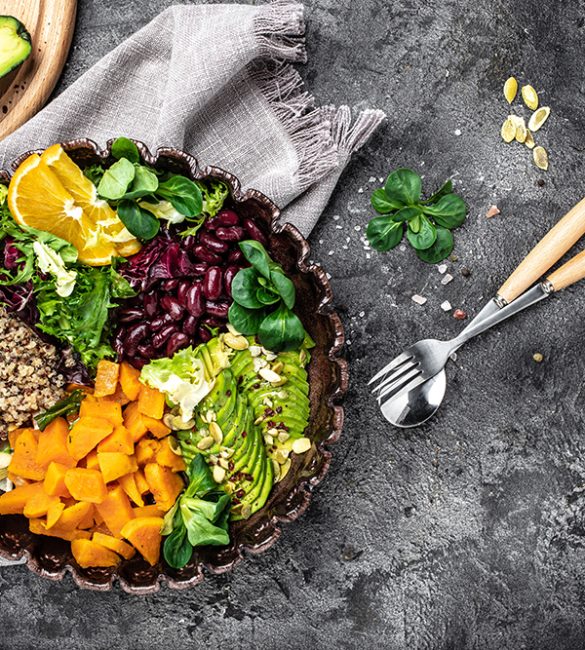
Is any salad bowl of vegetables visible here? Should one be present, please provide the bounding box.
[0,138,347,593]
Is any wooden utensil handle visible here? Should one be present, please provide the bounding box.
[498,196,585,303]
[547,249,585,291]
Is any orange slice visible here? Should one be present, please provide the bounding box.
[8,146,143,265]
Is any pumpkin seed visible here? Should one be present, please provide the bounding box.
[224,333,249,350]
[524,130,535,149]
[272,459,281,483]
[168,436,184,456]
[209,421,223,444]
[196,435,214,451]
[0,452,12,469]
[259,367,282,384]
[514,117,528,143]
[277,431,290,443]
[533,146,549,170]
[521,84,539,110]
[528,106,550,132]
[264,433,275,446]
[501,117,516,143]
[504,76,518,104]
[213,465,226,483]
[292,437,312,454]
[280,458,292,479]
[241,504,252,519]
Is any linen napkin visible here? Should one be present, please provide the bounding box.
[0,0,384,567]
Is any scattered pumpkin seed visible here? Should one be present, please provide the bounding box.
[271,361,284,374]
[292,437,312,454]
[521,84,539,110]
[528,106,550,132]
[167,437,183,456]
[212,465,226,483]
[501,117,516,143]
[277,431,290,443]
[504,76,518,104]
[209,421,223,445]
[533,146,549,170]
[272,459,281,483]
[524,130,535,149]
[224,333,249,350]
[241,504,252,519]
[196,435,215,451]
[259,367,282,384]
[514,116,528,143]
[264,434,275,446]
[280,458,292,480]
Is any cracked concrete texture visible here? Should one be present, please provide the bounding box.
[3,0,585,648]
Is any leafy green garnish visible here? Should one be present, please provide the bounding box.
[228,241,306,351]
[35,390,83,431]
[196,179,229,218]
[157,176,203,218]
[83,164,105,186]
[162,455,231,569]
[111,137,140,164]
[35,266,135,369]
[117,200,160,240]
[366,168,467,263]
[97,158,136,200]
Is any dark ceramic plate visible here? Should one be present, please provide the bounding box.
[0,139,348,594]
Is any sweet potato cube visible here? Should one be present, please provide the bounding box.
[23,491,60,519]
[36,418,76,468]
[9,428,46,481]
[142,415,171,440]
[58,501,94,530]
[46,500,65,529]
[95,486,135,537]
[135,438,161,466]
[71,538,121,568]
[120,517,164,566]
[84,450,99,470]
[64,468,108,504]
[92,532,136,560]
[97,425,134,455]
[118,472,144,507]
[8,427,31,449]
[134,470,149,495]
[137,385,165,420]
[93,360,120,398]
[29,518,91,542]
[67,417,114,461]
[144,463,183,511]
[44,462,72,498]
[119,362,142,401]
[132,504,165,518]
[0,483,44,515]
[98,452,138,484]
[156,438,186,472]
[80,398,123,427]
[124,402,148,442]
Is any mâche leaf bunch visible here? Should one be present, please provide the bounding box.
[367,168,468,263]
[228,240,308,351]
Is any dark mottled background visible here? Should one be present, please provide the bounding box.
[2,0,585,648]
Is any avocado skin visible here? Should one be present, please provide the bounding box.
[0,16,32,79]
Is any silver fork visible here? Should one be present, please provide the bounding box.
[369,195,585,402]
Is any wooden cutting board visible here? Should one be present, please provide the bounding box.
[0,0,77,140]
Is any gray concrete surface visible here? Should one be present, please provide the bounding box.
[2,0,585,648]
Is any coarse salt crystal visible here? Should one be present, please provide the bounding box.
[359,311,365,317]
[354,225,361,231]
[328,250,334,256]
[441,273,454,285]
[335,224,343,229]
[411,294,427,305]
[366,253,371,259]
[437,263,448,274]
[440,300,452,312]
[379,177,384,183]
[342,245,348,250]
[454,129,462,136]
[333,215,340,221]
[368,176,377,183]
[399,245,406,252]
[358,187,364,194]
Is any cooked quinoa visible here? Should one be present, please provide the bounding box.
[0,308,66,436]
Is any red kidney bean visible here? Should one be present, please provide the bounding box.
[143,292,158,317]
[205,300,229,318]
[201,315,224,329]
[176,280,191,305]
[150,313,173,331]
[227,248,243,263]
[166,332,190,357]
[203,266,222,300]
[152,324,177,349]
[129,356,147,370]
[183,314,199,336]
[124,323,149,355]
[197,326,212,343]
[200,232,229,255]
[184,235,197,249]
[192,262,208,276]
[186,283,204,317]
[224,265,239,296]
[243,217,267,245]
[215,209,240,227]
[138,343,155,358]
[118,307,144,324]
[160,295,185,321]
[215,226,244,242]
[162,279,179,291]
[193,245,222,264]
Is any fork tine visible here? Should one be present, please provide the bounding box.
[375,367,423,403]
[368,351,413,386]
[371,359,417,395]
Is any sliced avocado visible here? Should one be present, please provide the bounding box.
[0,16,31,79]
[231,425,262,474]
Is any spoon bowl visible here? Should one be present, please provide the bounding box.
[380,370,446,428]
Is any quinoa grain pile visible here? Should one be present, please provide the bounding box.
[0,309,65,436]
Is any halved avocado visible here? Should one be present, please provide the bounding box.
[0,16,32,79]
